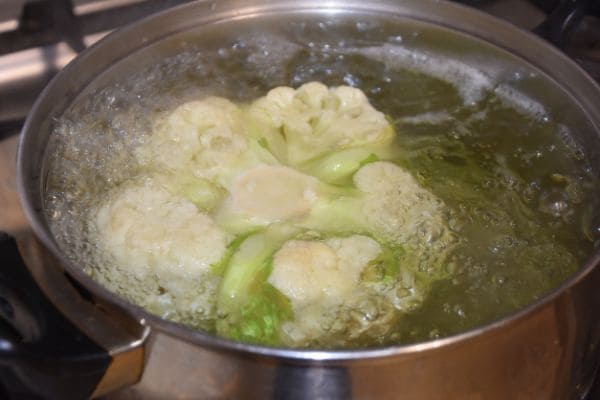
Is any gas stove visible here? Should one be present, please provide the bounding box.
[0,1,599,399]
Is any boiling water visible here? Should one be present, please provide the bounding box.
[45,17,599,347]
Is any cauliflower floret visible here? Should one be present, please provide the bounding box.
[270,235,379,305]
[353,161,448,246]
[95,178,228,277]
[92,177,230,325]
[269,235,381,309]
[136,97,266,188]
[268,235,410,346]
[269,240,340,307]
[353,161,458,276]
[247,82,394,165]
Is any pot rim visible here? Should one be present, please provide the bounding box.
[16,0,600,362]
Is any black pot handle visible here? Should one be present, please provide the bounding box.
[533,0,592,49]
[0,232,146,399]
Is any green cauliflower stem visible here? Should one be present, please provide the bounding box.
[216,224,298,343]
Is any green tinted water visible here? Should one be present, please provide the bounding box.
[275,48,597,344]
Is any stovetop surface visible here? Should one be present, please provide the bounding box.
[0,1,598,399]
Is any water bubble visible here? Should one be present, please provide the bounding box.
[522,184,536,203]
[343,73,360,87]
[488,244,501,254]
[550,173,566,184]
[358,300,379,321]
[573,148,585,161]
[396,287,411,299]
[539,189,570,217]
[428,329,440,339]
[356,21,369,31]
[453,305,466,318]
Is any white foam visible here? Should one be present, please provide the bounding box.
[243,34,301,68]
[400,111,452,125]
[557,124,585,160]
[345,44,493,105]
[493,84,547,119]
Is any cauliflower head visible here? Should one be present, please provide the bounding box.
[247,82,395,165]
[136,97,273,188]
[269,235,382,309]
[92,176,230,327]
[89,82,459,347]
[269,235,407,347]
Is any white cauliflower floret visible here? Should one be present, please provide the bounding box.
[136,97,268,188]
[268,235,408,346]
[353,161,448,246]
[247,82,394,165]
[269,240,340,307]
[352,161,458,276]
[92,177,230,325]
[95,178,228,278]
[268,235,381,309]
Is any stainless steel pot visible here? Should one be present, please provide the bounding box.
[13,0,600,399]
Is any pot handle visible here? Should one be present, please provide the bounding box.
[533,0,592,48]
[0,232,147,400]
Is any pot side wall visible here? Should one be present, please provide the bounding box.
[110,266,599,400]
